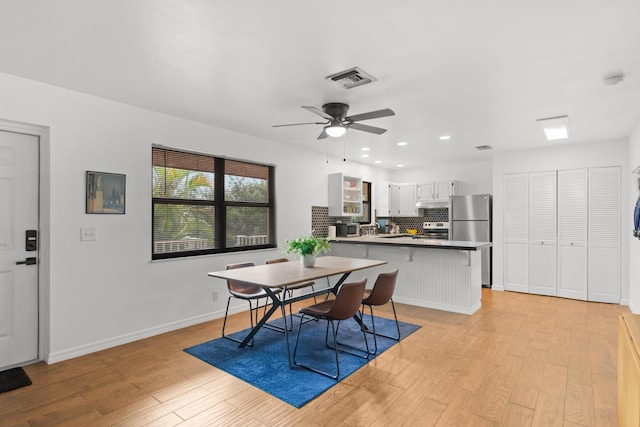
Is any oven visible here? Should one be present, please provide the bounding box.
[413,221,449,240]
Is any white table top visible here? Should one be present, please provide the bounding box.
[207,256,387,288]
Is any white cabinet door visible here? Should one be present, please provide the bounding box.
[417,182,434,202]
[503,173,529,292]
[435,180,455,201]
[588,166,620,303]
[388,184,400,215]
[398,183,416,215]
[557,169,588,300]
[528,171,557,296]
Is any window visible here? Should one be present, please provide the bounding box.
[152,147,275,259]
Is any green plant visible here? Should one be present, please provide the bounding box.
[285,233,331,256]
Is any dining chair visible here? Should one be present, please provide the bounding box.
[265,257,317,328]
[292,278,369,379]
[360,269,401,354]
[221,262,284,345]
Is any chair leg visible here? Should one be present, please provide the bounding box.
[293,315,341,379]
[221,296,254,346]
[362,299,401,354]
[327,315,369,359]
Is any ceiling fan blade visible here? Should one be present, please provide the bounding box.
[272,121,326,128]
[349,122,387,135]
[345,108,395,122]
[317,128,329,139]
[302,105,333,120]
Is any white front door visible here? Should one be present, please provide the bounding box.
[0,130,39,368]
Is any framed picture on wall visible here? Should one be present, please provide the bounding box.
[86,171,126,214]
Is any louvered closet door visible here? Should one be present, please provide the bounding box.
[503,174,529,293]
[588,166,621,303]
[557,169,588,300]
[529,171,557,296]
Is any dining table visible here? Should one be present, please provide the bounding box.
[207,255,388,367]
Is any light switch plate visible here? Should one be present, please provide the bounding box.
[81,227,96,241]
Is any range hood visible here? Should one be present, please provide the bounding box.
[416,200,449,209]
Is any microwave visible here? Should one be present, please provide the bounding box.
[336,223,360,237]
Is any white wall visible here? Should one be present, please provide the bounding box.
[492,140,630,303]
[0,72,391,362]
[628,120,640,313]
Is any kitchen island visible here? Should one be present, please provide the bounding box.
[328,235,491,315]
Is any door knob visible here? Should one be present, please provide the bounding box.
[16,257,36,265]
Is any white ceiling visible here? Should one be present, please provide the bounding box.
[1,0,639,169]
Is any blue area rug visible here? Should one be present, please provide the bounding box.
[184,314,420,408]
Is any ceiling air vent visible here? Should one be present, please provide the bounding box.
[475,145,493,151]
[326,67,377,89]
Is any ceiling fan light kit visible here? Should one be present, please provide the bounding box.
[273,102,395,139]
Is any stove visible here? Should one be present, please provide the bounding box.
[414,221,449,240]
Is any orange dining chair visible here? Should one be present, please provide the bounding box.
[293,278,369,379]
[221,262,283,345]
[360,269,401,354]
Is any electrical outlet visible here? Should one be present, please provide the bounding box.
[80,227,96,241]
[212,290,218,301]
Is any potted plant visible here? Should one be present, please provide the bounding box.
[285,233,331,267]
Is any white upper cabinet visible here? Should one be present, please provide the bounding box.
[388,183,417,216]
[328,173,363,217]
[417,180,457,203]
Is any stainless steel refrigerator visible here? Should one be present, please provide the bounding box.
[450,194,492,287]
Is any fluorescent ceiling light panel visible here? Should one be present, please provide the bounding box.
[536,115,569,140]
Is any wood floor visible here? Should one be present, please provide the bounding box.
[0,289,628,426]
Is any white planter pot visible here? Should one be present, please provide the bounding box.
[301,254,316,268]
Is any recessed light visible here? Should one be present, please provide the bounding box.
[439,135,451,140]
[397,164,404,168]
[374,160,382,164]
[361,154,369,158]
[361,147,371,151]
[397,142,408,146]
[536,115,569,140]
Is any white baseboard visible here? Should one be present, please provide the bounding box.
[394,296,481,315]
[45,307,236,364]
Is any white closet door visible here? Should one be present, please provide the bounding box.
[588,166,620,303]
[528,171,557,296]
[557,169,588,300]
[503,174,529,293]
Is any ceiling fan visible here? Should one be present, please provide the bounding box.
[273,103,395,139]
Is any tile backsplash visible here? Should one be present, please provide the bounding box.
[312,206,449,237]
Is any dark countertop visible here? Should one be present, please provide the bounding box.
[329,235,492,251]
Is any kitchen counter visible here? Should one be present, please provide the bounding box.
[330,235,491,251]
[329,235,490,315]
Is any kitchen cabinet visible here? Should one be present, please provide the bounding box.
[528,171,557,296]
[388,183,416,216]
[328,173,363,217]
[417,180,457,203]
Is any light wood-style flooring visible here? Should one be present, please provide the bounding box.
[0,289,628,426]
